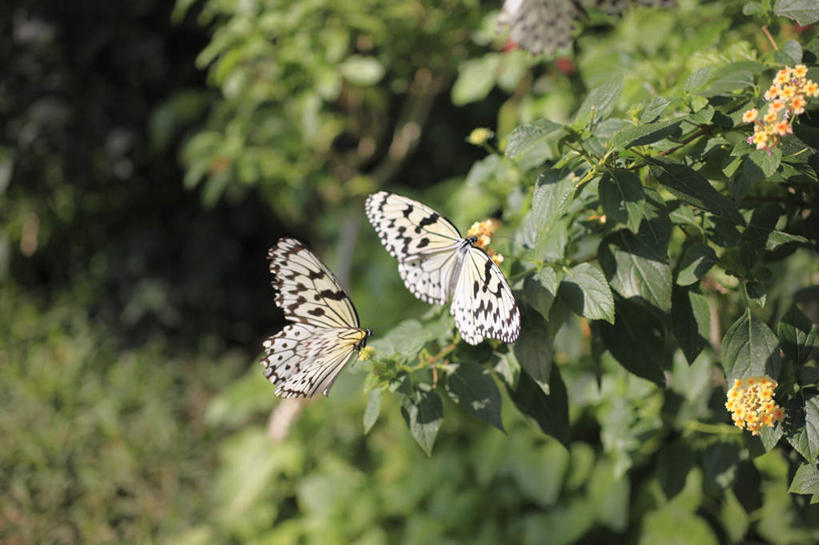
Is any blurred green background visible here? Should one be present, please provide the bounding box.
[3,1,819,544]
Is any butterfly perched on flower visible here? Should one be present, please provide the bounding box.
[261,238,371,398]
[365,191,520,345]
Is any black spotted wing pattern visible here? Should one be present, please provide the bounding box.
[452,247,521,345]
[261,238,370,398]
[497,0,578,56]
[366,191,520,345]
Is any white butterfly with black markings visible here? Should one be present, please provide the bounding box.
[261,238,371,398]
[365,191,520,345]
[497,0,578,56]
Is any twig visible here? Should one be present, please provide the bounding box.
[761,26,778,51]
[370,68,448,186]
[267,398,310,442]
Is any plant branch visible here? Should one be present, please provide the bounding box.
[370,68,448,186]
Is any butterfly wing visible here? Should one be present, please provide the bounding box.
[262,238,369,398]
[365,191,463,261]
[366,191,464,304]
[451,246,521,345]
[268,237,360,329]
[497,0,577,56]
[397,251,461,305]
[261,324,368,398]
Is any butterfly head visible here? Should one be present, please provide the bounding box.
[355,328,373,351]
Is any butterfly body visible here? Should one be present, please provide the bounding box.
[366,191,520,345]
[261,238,370,398]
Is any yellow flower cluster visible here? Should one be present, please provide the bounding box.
[742,65,819,151]
[358,346,374,361]
[467,219,504,265]
[724,376,785,435]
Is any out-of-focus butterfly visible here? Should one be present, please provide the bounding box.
[497,0,675,56]
[497,0,580,55]
[365,191,520,345]
[260,238,371,398]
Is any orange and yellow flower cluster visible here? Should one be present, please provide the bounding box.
[467,219,504,265]
[742,65,818,151]
[724,376,785,435]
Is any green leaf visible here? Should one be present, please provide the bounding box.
[721,311,781,381]
[599,230,672,313]
[703,442,741,489]
[640,504,719,545]
[339,56,385,86]
[649,159,745,225]
[588,458,630,531]
[517,168,575,259]
[505,120,564,158]
[775,0,819,25]
[599,298,666,385]
[748,148,782,178]
[369,320,432,358]
[503,439,570,507]
[452,54,501,105]
[559,263,615,323]
[788,394,819,463]
[778,305,819,365]
[671,286,711,364]
[610,119,682,150]
[363,388,381,434]
[763,229,809,251]
[445,362,505,432]
[524,268,560,320]
[736,149,781,201]
[514,306,553,393]
[657,440,696,499]
[640,96,671,123]
[676,242,718,286]
[688,105,715,124]
[781,40,803,64]
[703,62,759,96]
[789,463,819,496]
[759,422,784,451]
[494,350,521,388]
[400,388,444,456]
[574,74,623,126]
[599,169,645,232]
[685,67,713,93]
[640,189,673,252]
[507,365,570,448]
[464,155,502,188]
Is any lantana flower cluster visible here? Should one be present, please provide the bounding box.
[467,219,504,265]
[742,65,818,151]
[724,376,785,436]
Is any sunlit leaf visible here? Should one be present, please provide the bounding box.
[775,0,819,25]
[559,263,615,323]
[401,388,444,456]
[721,311,781,381]
[363,388,382,434]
